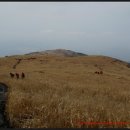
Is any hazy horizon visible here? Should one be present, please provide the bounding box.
[0,2,130,62]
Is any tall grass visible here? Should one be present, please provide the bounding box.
[0,55,130,128]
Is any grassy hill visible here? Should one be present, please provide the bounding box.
[0,51,130,128]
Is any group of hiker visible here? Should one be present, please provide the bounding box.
[10,72,25,79]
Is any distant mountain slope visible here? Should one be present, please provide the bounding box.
[25,49,87,57]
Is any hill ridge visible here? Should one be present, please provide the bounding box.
[25,49,87,57]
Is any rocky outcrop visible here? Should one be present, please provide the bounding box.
[0,83,10,128]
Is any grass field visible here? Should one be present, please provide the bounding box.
[0,54,130,128]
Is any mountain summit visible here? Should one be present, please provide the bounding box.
[26,49,87,57]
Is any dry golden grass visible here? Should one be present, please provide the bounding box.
[0,54,130,128]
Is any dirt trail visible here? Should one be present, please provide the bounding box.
[13,59,22,69]
[0,83,10,128]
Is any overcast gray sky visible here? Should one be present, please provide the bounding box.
[0,2,130,61]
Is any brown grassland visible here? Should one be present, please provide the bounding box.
[0,54,130,128]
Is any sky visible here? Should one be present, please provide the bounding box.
[0,2,130,61]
